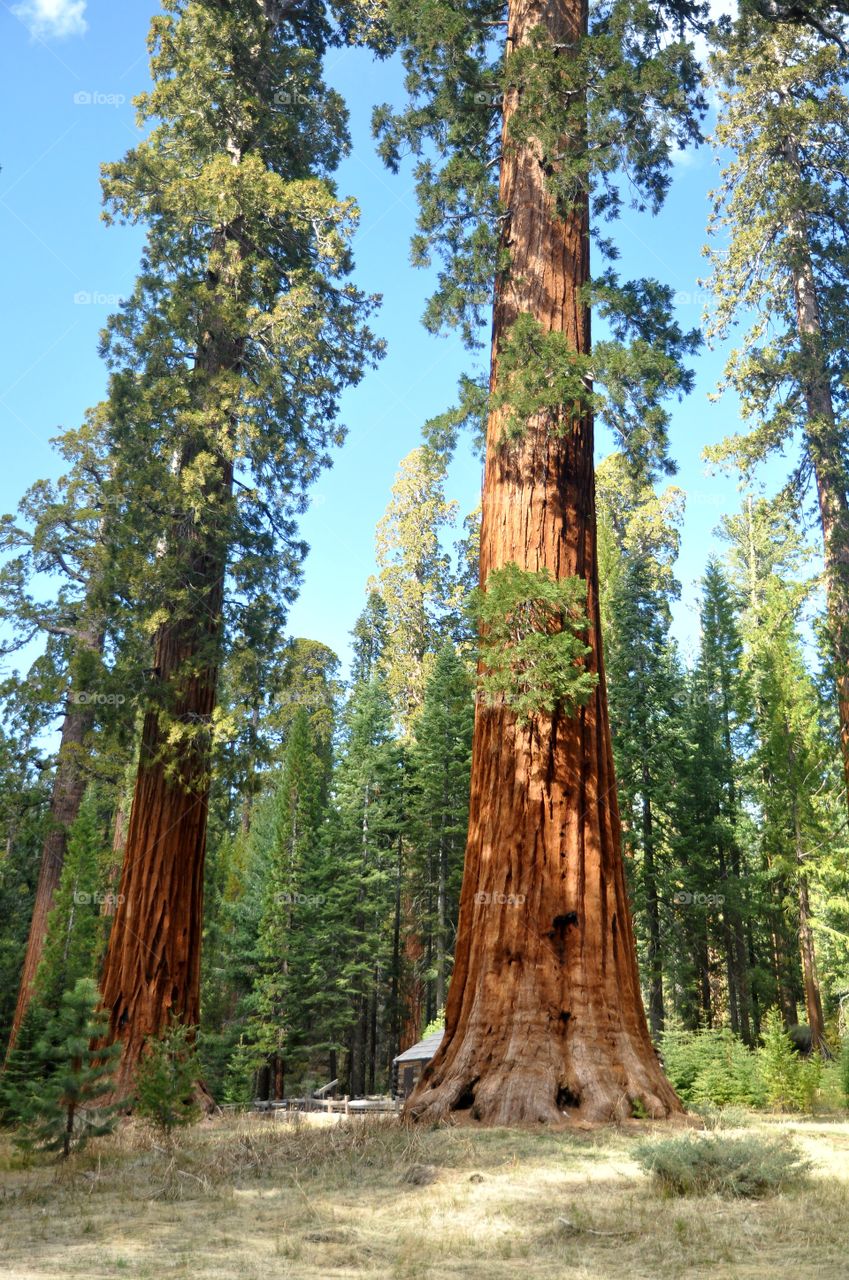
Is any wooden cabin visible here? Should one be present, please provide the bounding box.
[391,1029,444,1099]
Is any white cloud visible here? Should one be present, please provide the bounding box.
[670,143,700,169]
[12,0,88,39]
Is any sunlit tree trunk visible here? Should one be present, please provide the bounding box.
[98,499,230,1096]
[406,0,680,1125]
[99,233,241,1094]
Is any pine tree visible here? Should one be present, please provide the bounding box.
[667,562,755,1040]
[1,413,128,1055]
[372,447,458,731]
[248,706,329,1096]
[598,455,686,1038]
[0,1003,50,1128]
[350,591,390,686]
[706,17,849,809]
[33,790,112,1013]
[329,672,403,1095]
[700,559,754,1042]
[760,1007,822,1111]
[725,495,835,1052]
[0,723,51,1061]
[97,0,384,1094]
[407,645,474,1020]
[135,1022,201,1136]
[15,978,120,1159]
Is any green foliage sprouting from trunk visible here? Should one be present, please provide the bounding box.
[471,564,597,719]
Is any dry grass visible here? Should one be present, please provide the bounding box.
[1,1111,848,1279]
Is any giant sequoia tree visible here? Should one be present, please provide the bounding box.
[377,0,702,1123]
[97,0,382,1093]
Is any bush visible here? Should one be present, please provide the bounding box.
[840,1038,849,1108]
[135,1022,200,1136]
[0,1003,50,1128]
[687,1101,752,1131]
[14,978,120,1159]
[759,1010,822,1113]
[634,1132,811,1197]
[660,1026,765,1108]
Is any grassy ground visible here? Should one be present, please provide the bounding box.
[1,1111,848,1279]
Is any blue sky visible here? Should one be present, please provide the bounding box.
[0,0,785,682]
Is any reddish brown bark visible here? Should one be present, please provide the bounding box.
[97,97,252,1092]
[400,894,425,1052]
[406,0,681,1126]
[6,697,94,1057]
[98,462,230,1097]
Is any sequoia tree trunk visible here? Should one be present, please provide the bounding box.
[99,209,242,1095]
[406,0,681,1126]
[6,649,100,1057]
[401,908,426,1051]
[98,510,229,1096]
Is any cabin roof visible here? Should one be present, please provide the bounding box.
[393,1029,444,1063]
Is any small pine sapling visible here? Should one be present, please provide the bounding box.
[15,978,120,1159]
[135,1021,201,1137]
[760,1009,821,1113]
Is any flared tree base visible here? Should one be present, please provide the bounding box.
[405,1023,683,1127]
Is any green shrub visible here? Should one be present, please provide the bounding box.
[688,1101,752,1131]
[759,1010,822,1113]
[14,978,120,1159]
[660,1026,765,1108]
[0,1003,50,1128]
[634,1132,810,1197]
[135,1022,200,1136]
[840,1038,849,1108]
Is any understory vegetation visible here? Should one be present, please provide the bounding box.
[1,1115,847,1280]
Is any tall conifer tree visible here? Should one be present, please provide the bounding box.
[97,0,383,1092]
[706,16,849,808]
[377,0,703,1122]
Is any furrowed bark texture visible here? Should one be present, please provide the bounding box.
[407,0,681,1126]
[99,205,242,1094]
[98,510,229,1097]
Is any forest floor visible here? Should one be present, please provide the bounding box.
[1,1111,848,1280]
